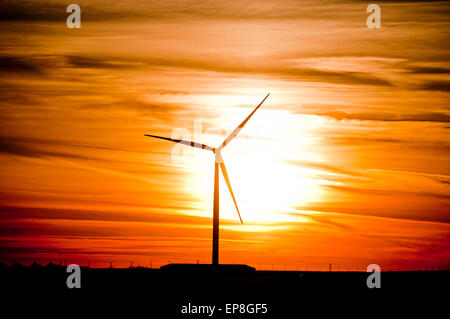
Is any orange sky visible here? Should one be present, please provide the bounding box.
[0,0,449,270]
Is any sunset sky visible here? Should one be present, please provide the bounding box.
[0,0,449,270]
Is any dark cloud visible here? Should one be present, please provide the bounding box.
[0,1,133,22]
[0,56,42,74]
[0,53,393,87]
[302,199,450,225]
[324,136,450,154]
[296,104,450,123]
[63,54,394,86]
[435,178,450,185]
[0,205,238,244]
[293,212,355,231]
[0,245,176,258]
[265,67,393,86]
[0,1,63,22]
[1,0,448,23]
[139,56,394,86]
[0,205,208,225]
[0,135,143,153]
[0,135,96,160]
[407,66,450,74]
[419,81,450,92]
[315,110,450,123]
[285,159,363,178]
[329,136,405,144]
[65,55,140,69]
[0,0,365,22]
[0,84,39,106]
[326,184,450,201]
[0,0,315,22]
[76,95,201,121]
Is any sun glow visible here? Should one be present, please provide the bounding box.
[178,102,327,225]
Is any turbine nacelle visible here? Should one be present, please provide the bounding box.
[214,150,223,162]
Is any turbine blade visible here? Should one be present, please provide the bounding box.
[219,159,243,224]
[218,93,269,150]
[144,134,214,151]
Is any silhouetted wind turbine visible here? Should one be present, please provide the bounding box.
[145,93,269,265]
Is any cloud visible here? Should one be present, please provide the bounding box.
[419,81,450,92]
[0,1,63,22]
[137,56,394,86]
[326,184,450,201]
[0,0,361,22]
[0,245,177,257]
[0,84,39,106]
[0,135,146,154]
[0,52,394,88]
[372,169,450,186]
[0,56,42,74]
[295,104,450,123]
[63,54,394,86]
[293,212,355,231]
[65,55,141,69]
[0,135,97,160]
[0,205,208,225]
[0,0,301,22]
[1,0,448,23]
[407,66,450,74]
[314,110,450,123]
[285,159,364,178]
[328,136,405,145]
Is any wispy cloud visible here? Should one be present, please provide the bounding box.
[0,136,96,160]
[419,80,450,92]
[407,66,450,74]
[0,56,42,74]
[310,110,450,123]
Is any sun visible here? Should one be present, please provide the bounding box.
[179,106,326,225]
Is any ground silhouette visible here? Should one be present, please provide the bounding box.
[0,262,445,317]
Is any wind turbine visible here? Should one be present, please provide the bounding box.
[145,93,269,265]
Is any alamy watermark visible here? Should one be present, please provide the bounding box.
[66,264,81,288]
[66,4,81,29]
[367,4,381,29]
[366,264,381,288]
[64,4,380,30]
[169,119,264,164]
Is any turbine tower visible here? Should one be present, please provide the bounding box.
[145,93,269,265]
